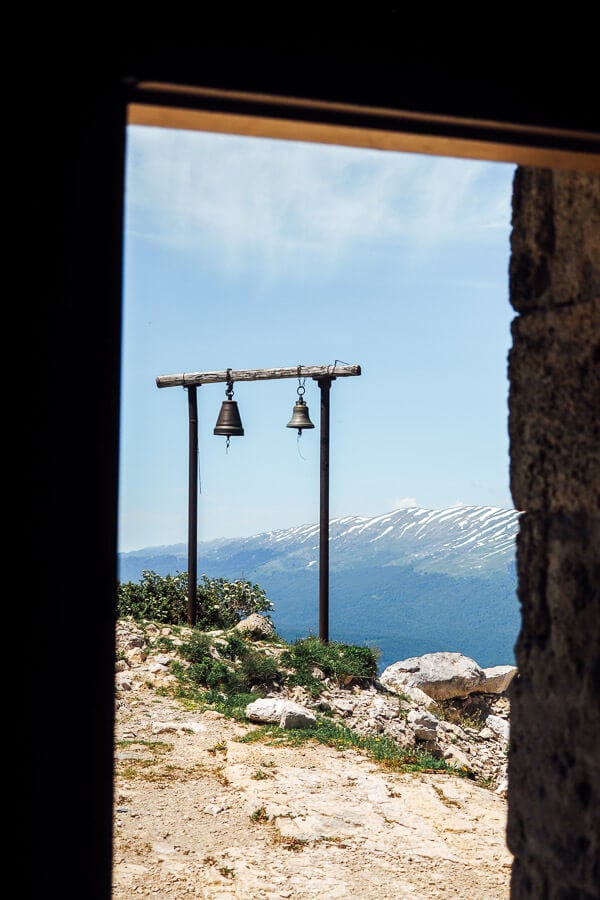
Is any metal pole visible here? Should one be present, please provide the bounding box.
[187,386,198,626]
[317,377,332,642]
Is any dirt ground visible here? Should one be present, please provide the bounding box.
[113,685,513,899]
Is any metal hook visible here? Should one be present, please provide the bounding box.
[296,364,306,397]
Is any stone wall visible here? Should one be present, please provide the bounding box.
[507,168,600,897]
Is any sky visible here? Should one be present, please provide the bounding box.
[119,124,517,553]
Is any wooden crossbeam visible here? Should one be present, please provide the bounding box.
[156,364,361,389]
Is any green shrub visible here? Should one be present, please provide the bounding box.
[240,649,281,688]
[116,570,274,629]
[280,636,379,696]
[195,575,274,630]
[178,630,214,664]
[117,570,188,624]
[176,630,241,693]
[220,632,249,661]
[185,658,243,693]
[177,629,280,693]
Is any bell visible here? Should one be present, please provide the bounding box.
[287,396,315,434]
[214,399,244,436]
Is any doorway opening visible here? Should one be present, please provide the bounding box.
[119,123,518,669]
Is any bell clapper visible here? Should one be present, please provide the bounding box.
[297,431,307,459]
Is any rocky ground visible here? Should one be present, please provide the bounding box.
[113,619,514,899]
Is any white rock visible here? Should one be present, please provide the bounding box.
[399,684,437,709]
[478,665,517,694]
[234,613,275,638]
[153,654,173,667]
[245,698,284,724]
[126,646,147,665]
[115,672,134,691]
[380,652,485,700]
[443,746,471,769]
[148,662,169,674]
[407,710,439,741]
[486,715,510,742]
[151,720,206,734]
[152,841,176,855]
[495,774,509,796]
[245,698,316,729]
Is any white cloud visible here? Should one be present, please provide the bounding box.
[125,125,515,280]
[391,496,419,509]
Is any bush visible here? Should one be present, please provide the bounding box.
[117,570,188,624]
[178,629,280,693]
[281,636,379,696]
[240,649,281,688]
[196,575,274,630]
[185,659,243,693]
[178,630,214,664]
[220,632,248,660]
[116,570,274,629]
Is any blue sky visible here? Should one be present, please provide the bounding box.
[119,124,516,552]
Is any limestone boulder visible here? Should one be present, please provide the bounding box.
[234,613,275,639]
[245,698,316,729]
[477,665,517,694]
[380,652,486,700]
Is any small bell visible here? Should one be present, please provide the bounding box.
[287,389,314,435]
[214,376,244,440]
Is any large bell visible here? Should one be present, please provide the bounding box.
[286,396,315,434]
[214,399,244,436]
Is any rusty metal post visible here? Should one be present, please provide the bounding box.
[186,386,198,626]
[317,377,333,642]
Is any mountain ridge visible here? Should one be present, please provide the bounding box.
[118,505,522,671]
[120,504,521,573]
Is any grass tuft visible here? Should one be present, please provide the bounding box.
[239,716,461,776]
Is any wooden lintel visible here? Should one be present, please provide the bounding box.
[128,101,600,173]
[156,364,361,389]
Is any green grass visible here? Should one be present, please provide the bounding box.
[239,716,461,776]
[157,681,257,722]
[162,625,380,705]
[280,636,379,697]
[250,805,270,824]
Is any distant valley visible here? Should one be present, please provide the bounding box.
[118,505,522,671]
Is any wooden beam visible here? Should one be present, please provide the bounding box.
[128,99,600,174]
[156,364,361,388]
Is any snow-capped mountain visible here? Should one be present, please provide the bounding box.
[120,505,521,582]
[119,506,522,671]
